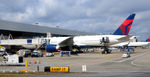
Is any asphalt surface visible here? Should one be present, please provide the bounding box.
[1,48,150,77]
[31,72,150,77]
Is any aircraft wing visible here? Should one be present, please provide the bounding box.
[110,42,129,47]
[58,37,74,47]
[117,35,133,42]
[109,35,133,46]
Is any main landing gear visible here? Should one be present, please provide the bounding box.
[101,48,111,54]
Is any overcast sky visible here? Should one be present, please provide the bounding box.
[0,0,150,40]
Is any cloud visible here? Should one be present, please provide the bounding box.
[0,0,150,40]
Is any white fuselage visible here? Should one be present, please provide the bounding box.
[48,35,128,48]
[0,35,134,49]
[22,35,149,49]
[73,35,125,46]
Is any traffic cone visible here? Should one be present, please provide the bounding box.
[39,59,40,64]
[34,60,37,64]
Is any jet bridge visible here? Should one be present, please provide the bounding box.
[0,39,39,45]
[0,38,51,45]
[0,38,50,52]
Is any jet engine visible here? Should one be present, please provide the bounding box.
[45,44,58,52]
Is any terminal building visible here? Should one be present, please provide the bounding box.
[0,20,94,39]
[0,20,95,53]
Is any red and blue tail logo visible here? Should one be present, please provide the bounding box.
[113,14,136,35]
[146,37,150,42]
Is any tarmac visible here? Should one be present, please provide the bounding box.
[0,48,150,77]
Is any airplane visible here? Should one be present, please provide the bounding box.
[0,14,136,54]
[45,14,136,54]
[129,36,150,47]
[145,37,150,42]
[112,36,150,52]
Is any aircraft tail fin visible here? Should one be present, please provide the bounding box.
[113,14,136,35]
[146,37,150,42]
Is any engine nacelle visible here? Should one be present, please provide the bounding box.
[45,44,57,52]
